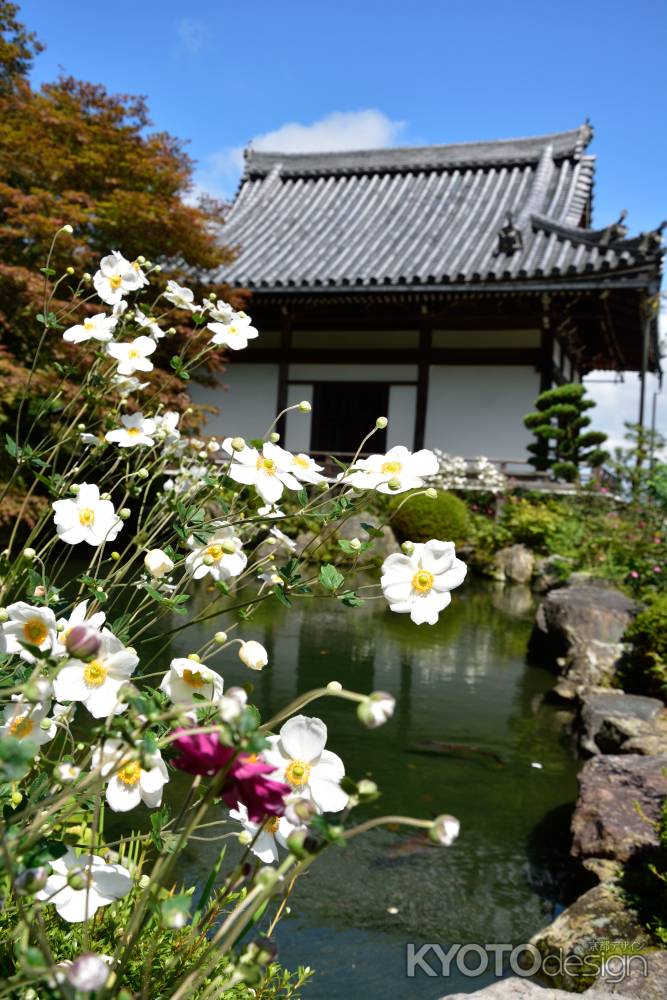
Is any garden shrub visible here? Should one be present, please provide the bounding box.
[497,497,562,552]
[390,489,470,543]
[619,594,667,700]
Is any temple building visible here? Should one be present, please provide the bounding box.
[193,123,663,464]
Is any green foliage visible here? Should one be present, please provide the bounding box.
[523,383,608,481]
[390,489,470,543]
[619,594,667,701]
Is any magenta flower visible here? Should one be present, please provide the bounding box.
[630,570,639,579]
[171,730,290,822]
[653,566,662,573]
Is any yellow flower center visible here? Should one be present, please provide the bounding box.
[293,455,310,469]
[83,659,107,687]
[79,507,95,526]
[126,427,141,436]
[228,325,238,335]
[117,761,141,786]
[128,348,139,359]
[285,759,311,788]
[9,714,34,739]
[84,319,95,331]
[412,570,434,593]
[265,816,280,833]
[257,456,276,474]
[382,460,403,474]
[206,544,223,561]
[182,668,207,688]
[23,619,48,645]
[109,274,123,290]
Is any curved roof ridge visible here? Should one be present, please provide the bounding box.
[243,123,593,177]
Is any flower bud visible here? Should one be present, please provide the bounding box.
[238,640,268,671]
[231,436,246,452]
[65,624,102,662]
[375,416,388,429]
[144,548,174,578]
[100,492,111,501]
[348,537,361,551]
[269,432,280,443]
[429,814,460,846]
[137,467,149,479]
[187,652,201,663]
[284,798,317,826]
[298,400,311,413]
[33,585,46,597]
[357,691,395,729]
[203,554,214,566]
[401,540,415,555]
[15,867,49,895]
[137,255,146,265]
[326,680,342,694]
[22,548,36,561]
[254,866,279,890]
[66,266,75,276]
[83,272,91,282]
[61,224,74,235]
[286,828,309,856]
[119,508,131,520]
[357,778,378,797]
[387,478,402,491]
[218,687,247,722]
[218,538,237,555]
[66,953,109,992]
[424,488,437,500]
[238,830,253,846]
[110,551,120,561]
[213,631,228,644]
[153,264,162,273]
[67,868,87,891]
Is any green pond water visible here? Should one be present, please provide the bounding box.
[150,577,579,999]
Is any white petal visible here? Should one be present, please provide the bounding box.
[279,716,327,762]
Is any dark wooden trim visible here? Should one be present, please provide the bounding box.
[275,309,291,438]
[233,347,541,365]
[414,315,431,450]
[539,293,554,392]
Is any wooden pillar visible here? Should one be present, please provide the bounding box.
[414,310,431,450]
[539,293,553,391]
[276,306,292,441]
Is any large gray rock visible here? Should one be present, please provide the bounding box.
[529,586,640,666]
[578,690,667,756]
[492,545,535,584]
[442,977,631,998]
[528,882,653,991]
[534,554,574,594]
[571,755,667,862]
[595,949,667,999]
[552,640,625,702]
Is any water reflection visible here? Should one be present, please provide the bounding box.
[141,578,578,999]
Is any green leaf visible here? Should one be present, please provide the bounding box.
[319,564,344,592]
[297,488,308,506]
[0,737,38,781]
[39,267,56,277]
[272,584,292,607]
[339,591,364,607]
[360,521,384,539]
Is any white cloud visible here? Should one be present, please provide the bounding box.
[176,18,206,55]
[194,109,405,201]
[585,371,665,454]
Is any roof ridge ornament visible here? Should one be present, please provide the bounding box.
[599,209,628,248]
[637,221,666,256]
[497,212,523,255]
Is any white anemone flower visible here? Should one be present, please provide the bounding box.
[92,738,169,812]
[93,251,143,306]
[53,629,138,718]
[1,602,57,660]
[133,308,164,340]
[112,374,149,397]
[291,453,325,484]
[380,540,467,625]
[264,715,348,813]
[222,439,302,504]
[229,803,295,864]
[144,548,174,578]
[185,528,247,582]
[204,298,235,323]
[0,699,61,745]
[63,313,117,345]
[159,658,223,705]
[55,600,105,657]
[107,336,156,376]
[163,279,196,311]
[343,445,439,494]
[105,412,156,448]
[207,313,259,350]
[154,410,180,444]
[52,483,122,547]
[36,847,132,923]
[238,640,268,671]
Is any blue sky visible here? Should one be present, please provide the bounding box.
[18,0,666,442]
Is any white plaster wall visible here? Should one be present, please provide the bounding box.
[387,385,417,448]
[188,364,279,440]
[424,365,539,459]
[284,384,313,453]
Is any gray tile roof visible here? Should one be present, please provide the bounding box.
[217,124,663,291]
